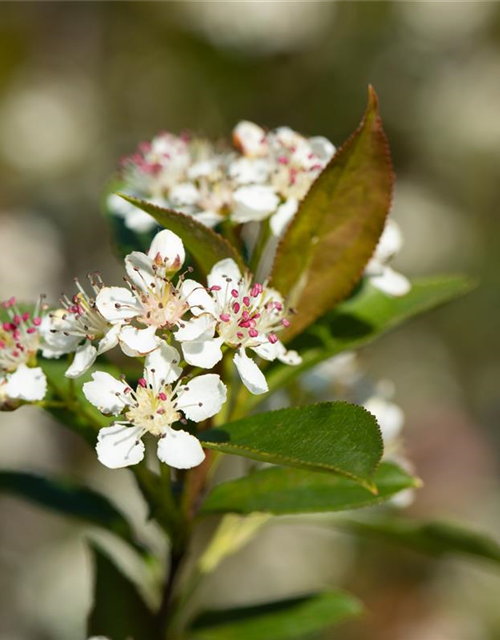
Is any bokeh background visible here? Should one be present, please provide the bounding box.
[0,2,499,638]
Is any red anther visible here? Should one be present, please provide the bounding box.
[12,350,19,357]
[0,341,5,349]
[210,285,222,292]
[22,312,30,322]
[233,302,240,313]
[277,156,289,165]
[33,317,42,326]
[139,141,152,153]
[12,315,22,326]
[282,318,290,328]
[239,320,251,328]
[231,289,239,298]
[12,330,20,341]
[268,333,278,344]
[2,322,12,332]
[243,296,250,307]
[249,328,259,338]
[251,312,261,320]
[27,327,36,334]
[237,332,244,339]
[219,313,231,323]
[158,392,167,401]
[138,378,147,388]
[242,310,250,320]
[251,283,263,297]
[274,302,283,311]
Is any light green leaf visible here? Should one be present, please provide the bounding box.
[201,402,383,490]
[337,516,500,565]
[249,275,475,409]
[271,86,394,339]
[201,462,419,516]
[87,544,157,640]
[0,470,144,553]
[190,590,362,640]
[119,194,245,273]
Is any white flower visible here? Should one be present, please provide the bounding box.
[41,274,122,379]
[365,220,411,296]
[0,295,48,406]
[95,230,207,357]
[176,258,301,395]
[83,342,227,470]
[107,193,159,233]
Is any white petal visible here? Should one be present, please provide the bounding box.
[229,158,271,184]
[233,349,268,395]
[270,198,298,237]
[374,219,404,264]
[207,258,243,306]
[157,428,205,469]
[148,229,185,273]
[252,340,280,362]
[277,346,302,366]
[96,425,145,469]
[5,365,47,401]
[364,396,405,444]
[41,331,81,359]
[169,182,200,206]
[179,279,216,316]
[65,341,97,379]
[175,314,216,342]
[176,374,227,422]
[308,136,336,162]
[192,210,224,228]
[232,185,280,223]
[182,337,224,369]
[145,341,182,384]
[370,266,411,297]
[96,287,141,323]
[96,324,120,355]
[125,251,155,291]
[119,325,159,357]
[233,120,267,156]
[124,208,158,233]
[82,371,131,415]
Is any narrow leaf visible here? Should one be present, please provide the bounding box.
[202,462,419,516]
[254,276,475,406]
[87,544,157,639]
[201,402,383,490]
[190,590,362,640]
[119,194,245,273]
[0,470,144,552]
[271,86,394,338]
[337,516,500,565]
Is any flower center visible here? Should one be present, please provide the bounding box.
[125,385,180,436]
[137,282,189,329]
[57,275,109,340]
[0,296,43,372]
[214,277,290,349]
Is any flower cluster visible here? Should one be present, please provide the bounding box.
[5,228,300,470]
[109,121,335,238]
[0,296,48,408]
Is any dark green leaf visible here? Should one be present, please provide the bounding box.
[88,544,157,640]
[337,516,500,565]
[119,194,245,274]
[248,276,476,410]
[201,402,383,490]
[0,470,144,552]
[202,462,419,516]
[190,590,362,640]
[271,86,394,339]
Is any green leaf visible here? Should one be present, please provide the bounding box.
[0,470,144,552]
[271,86,394,339]
[119,194,245,274]
[201,402,383,490]
[337,516,500,565]
[87,544,157,640]
[190,590,362,640]
[251,275,475,408]
[201,462,419,516]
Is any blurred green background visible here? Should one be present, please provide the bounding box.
[0,2,499,638]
